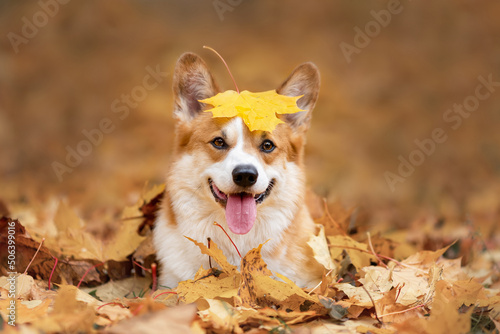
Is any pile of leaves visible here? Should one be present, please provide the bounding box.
[1,185,499,333]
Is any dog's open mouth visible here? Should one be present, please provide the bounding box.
[208,178,275,235]
[208,179,274,205]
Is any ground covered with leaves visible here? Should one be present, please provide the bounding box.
[1,184,499,333]
[1,1,500,333]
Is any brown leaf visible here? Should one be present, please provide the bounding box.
[105,304,197,334]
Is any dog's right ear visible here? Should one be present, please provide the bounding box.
[173,53,219,122]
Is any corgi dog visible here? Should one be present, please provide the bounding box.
[154,53,323,288]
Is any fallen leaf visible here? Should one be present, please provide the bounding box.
[81,276,152,302]
[0,274,34,299]
[402,244,452,268]
[105,219,146,262]
[359,264,430,306]
[0,298,52,324]
[105,304,197,334]
[329,235,376,271]
[307,224,336,272]
[32,285,97,333]
[238,243,272,307]
[185,236,237,275]
[177,271,240,304]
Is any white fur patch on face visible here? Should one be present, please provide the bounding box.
[205,117,271,195]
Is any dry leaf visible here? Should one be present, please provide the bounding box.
[329,235,376,270]
[105,219,146,262]
[32,285,97,333]
[105,304,197,334]
[185,236,238,275]
[0,298,52,324]
[177,271,240,304]
[81,276,152,302]
[200,90,303,132]
[307,224,336,272]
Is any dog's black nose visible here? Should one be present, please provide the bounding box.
[232,164,258,187]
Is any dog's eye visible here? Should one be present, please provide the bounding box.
[211,137,227,149]
[260,140,276,153]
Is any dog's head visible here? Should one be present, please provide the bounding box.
[169,53,320,235]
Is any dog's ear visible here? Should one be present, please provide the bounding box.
[276,62,320,130]
[173,53,219,122]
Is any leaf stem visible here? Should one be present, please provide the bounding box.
[77,262,104,288]
[48,256,58,290]
[367,232,388,268]
[153,291,177,300]
[378,303,425,318]
[207,237,212,269]
[151,263,157,292]
[203,45,239,93]
[23,237,45,275]
[213,222,242,258]
[133,260,151,272]
[97,302,127,311]
[361,285,382,324]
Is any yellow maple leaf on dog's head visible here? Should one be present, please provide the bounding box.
[200,90,303,132]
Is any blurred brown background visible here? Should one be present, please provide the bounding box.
[1,0,499,229]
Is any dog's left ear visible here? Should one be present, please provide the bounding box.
[277,62,320,130]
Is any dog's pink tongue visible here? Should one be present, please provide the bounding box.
[225,193,257,235]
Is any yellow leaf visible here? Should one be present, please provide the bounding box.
[200,90,303,132]
[105,219,146,262]
[328,235,376,270]
[0,298,51,324]
[359,265,431,306]
[54,200,82,231]
[307,224,336,272]
[177,273,240,304]
[402,244,452,268]
[32,285,96,333]
[45,200,105,261]
[335,282,384,307]
[238,243,272,307]
[185,236,238,275]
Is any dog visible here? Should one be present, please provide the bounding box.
[153,52,323,288]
